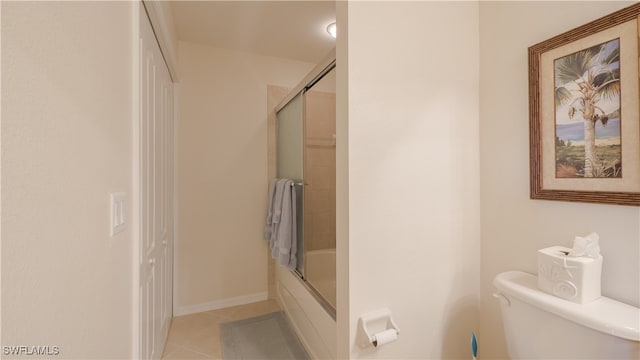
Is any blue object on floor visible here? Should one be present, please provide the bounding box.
[220,311,310,360]
[471,332,478,360]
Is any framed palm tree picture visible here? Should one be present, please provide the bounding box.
[529,3,640,206]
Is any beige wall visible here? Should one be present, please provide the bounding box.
[337,1,480,358]
[479,1,640,358]
[176,41,316,313]
[1,1,136,358]
[156,0,179,79]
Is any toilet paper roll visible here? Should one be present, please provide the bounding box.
[372,329,398,347]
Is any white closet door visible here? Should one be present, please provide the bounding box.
[139,7,173,360]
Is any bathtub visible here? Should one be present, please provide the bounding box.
[305,248,336,310]
[276,248,336,359]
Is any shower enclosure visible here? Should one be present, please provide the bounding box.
[276,62,336,315]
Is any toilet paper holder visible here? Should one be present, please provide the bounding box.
[358,308,400,348]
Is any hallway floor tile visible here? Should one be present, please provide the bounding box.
[161,299,281,359]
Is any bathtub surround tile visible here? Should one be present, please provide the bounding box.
[317,233,335,250]
[326,148,337,166]
[308,148,335,167]
[308,165,333,190]
[309,189,331,210]
[304,120,336,251]
[305,91,336,138]
[220,311,310,360]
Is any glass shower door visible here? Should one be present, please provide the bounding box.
[302,67,336,311]
[276,93,305,276]
[275,64,336,315]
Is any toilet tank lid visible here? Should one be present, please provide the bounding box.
[494,271,640,342]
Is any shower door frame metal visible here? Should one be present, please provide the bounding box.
[274,51,337,317]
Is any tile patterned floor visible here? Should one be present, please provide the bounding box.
[161,299,281,360]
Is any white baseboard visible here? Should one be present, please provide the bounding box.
[174,292,268,316]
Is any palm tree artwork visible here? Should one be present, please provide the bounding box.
[554,38,622,178]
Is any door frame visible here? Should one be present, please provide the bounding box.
[133,1,179,358]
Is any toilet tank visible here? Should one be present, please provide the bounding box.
[493,271,640,359]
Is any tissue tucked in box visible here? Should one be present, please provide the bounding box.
[537,246,602,304]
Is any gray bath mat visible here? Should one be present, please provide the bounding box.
[220,311,310,360]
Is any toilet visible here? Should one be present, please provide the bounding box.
[493,271,640,359]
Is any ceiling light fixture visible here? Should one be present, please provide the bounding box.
[326,22,336,38]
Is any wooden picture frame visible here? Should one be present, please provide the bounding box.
[529,4,640,206]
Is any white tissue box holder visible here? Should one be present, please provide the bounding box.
[537,246,602,304]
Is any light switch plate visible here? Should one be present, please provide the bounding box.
[110,192,126,237]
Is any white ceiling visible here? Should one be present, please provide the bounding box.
[169,1,336,64]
